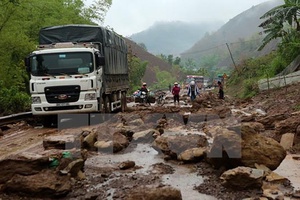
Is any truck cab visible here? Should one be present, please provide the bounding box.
[25,42,106,116]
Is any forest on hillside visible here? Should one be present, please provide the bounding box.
[1,0,300,114]
[0,0,111,114]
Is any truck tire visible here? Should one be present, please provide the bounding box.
[97,97,102,112]
[103,95,111,113]
[121,91,127,112]
[42,115,57,127]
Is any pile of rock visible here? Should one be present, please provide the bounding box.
[0,149,86,198]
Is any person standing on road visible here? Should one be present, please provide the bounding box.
[218,81,224,99]
[187,80,200,102]
[172,82,181,106]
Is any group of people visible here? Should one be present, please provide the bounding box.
[171,80,224,104]
[171,80,200,105]
[136,79,224,106]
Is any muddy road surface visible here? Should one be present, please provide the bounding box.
[0,87,300,200]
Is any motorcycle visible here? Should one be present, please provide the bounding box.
[156,91,166,106]
[139,91,148,104]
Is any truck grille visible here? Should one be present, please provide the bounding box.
[45,85,80,103]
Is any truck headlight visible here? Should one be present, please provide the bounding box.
[85,93,96,100]
[32,96,41,104]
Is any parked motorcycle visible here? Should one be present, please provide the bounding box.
[156,91,166,106]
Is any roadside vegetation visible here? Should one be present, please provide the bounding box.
[227,0,300,98]
[226,51,288,98]
[1,0,300,114]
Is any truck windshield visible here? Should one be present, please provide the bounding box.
[30,52,93,76]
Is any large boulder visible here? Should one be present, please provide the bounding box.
[0,152,49,184]
[275,115,300,135]
[241,124,286,170]
[132,129,159,143]
[208,124,286,170]
[112,132,130,153]
[43,134,80,150]
[152,134,208,159]
[177,147,207,162]
[207,127,243,169]
[257,113,289,129]
[126,186,182,200]
[4,169,71,198]
[0,150,86,198]
[220,167,264,189]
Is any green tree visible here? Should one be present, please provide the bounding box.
[182,58,197,71]
[167,54,173,65]
[152,67,176,90]
[259,0,300,50]
[128,54,148,93]
[83,0,112,23]
[173,56,181,65]
[0,0,112,114]
[196,68,209,76]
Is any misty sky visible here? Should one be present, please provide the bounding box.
[86,0,272,36]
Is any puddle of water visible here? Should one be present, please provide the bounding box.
[274,154,300,190]
[85,143,217,200]
[162,165,217,200]
[86,143,162,170]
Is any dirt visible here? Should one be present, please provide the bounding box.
[0,84,299,200]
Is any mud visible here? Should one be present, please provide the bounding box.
[0,85,300,200]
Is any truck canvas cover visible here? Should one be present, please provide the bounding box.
[38,24,128,75]
[39,24,107,45]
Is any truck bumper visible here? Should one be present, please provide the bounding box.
[31,95,98,115]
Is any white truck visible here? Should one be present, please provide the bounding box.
[25,25,129,126]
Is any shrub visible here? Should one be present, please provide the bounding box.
[0,86,31,115]
[242,79,259,98]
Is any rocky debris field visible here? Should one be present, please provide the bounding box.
[0,84,299,200]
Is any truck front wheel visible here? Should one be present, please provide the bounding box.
[103,95,111,113]
[42,115,57,127]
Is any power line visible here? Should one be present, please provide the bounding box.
[180,44,226,55]
[180,37,263,56]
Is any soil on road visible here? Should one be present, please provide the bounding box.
[0,84,299,200]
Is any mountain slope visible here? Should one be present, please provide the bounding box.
[125,38,178,86]
[181,0,283,68]
[129,21,223,56]
[124,0,284,85]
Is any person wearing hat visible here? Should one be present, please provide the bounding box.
[139,82,150,104]
[187,80,200,102]
[140,82,148,94]
[172,82,181,106]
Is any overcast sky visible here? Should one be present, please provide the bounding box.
[86,0,271,36]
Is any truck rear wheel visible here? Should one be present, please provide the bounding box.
[121,91,127,112]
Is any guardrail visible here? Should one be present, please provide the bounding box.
[258,70,300,91]
[0,112,32,126]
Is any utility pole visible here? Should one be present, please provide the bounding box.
[226,43,239,74]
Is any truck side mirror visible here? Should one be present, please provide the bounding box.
[24,57,31,73]
[96,54,105,66]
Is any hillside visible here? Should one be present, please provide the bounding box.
[129,21,223,56]
[125,38,182,86]
[181,0,283,68]
[124,0,284,86]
